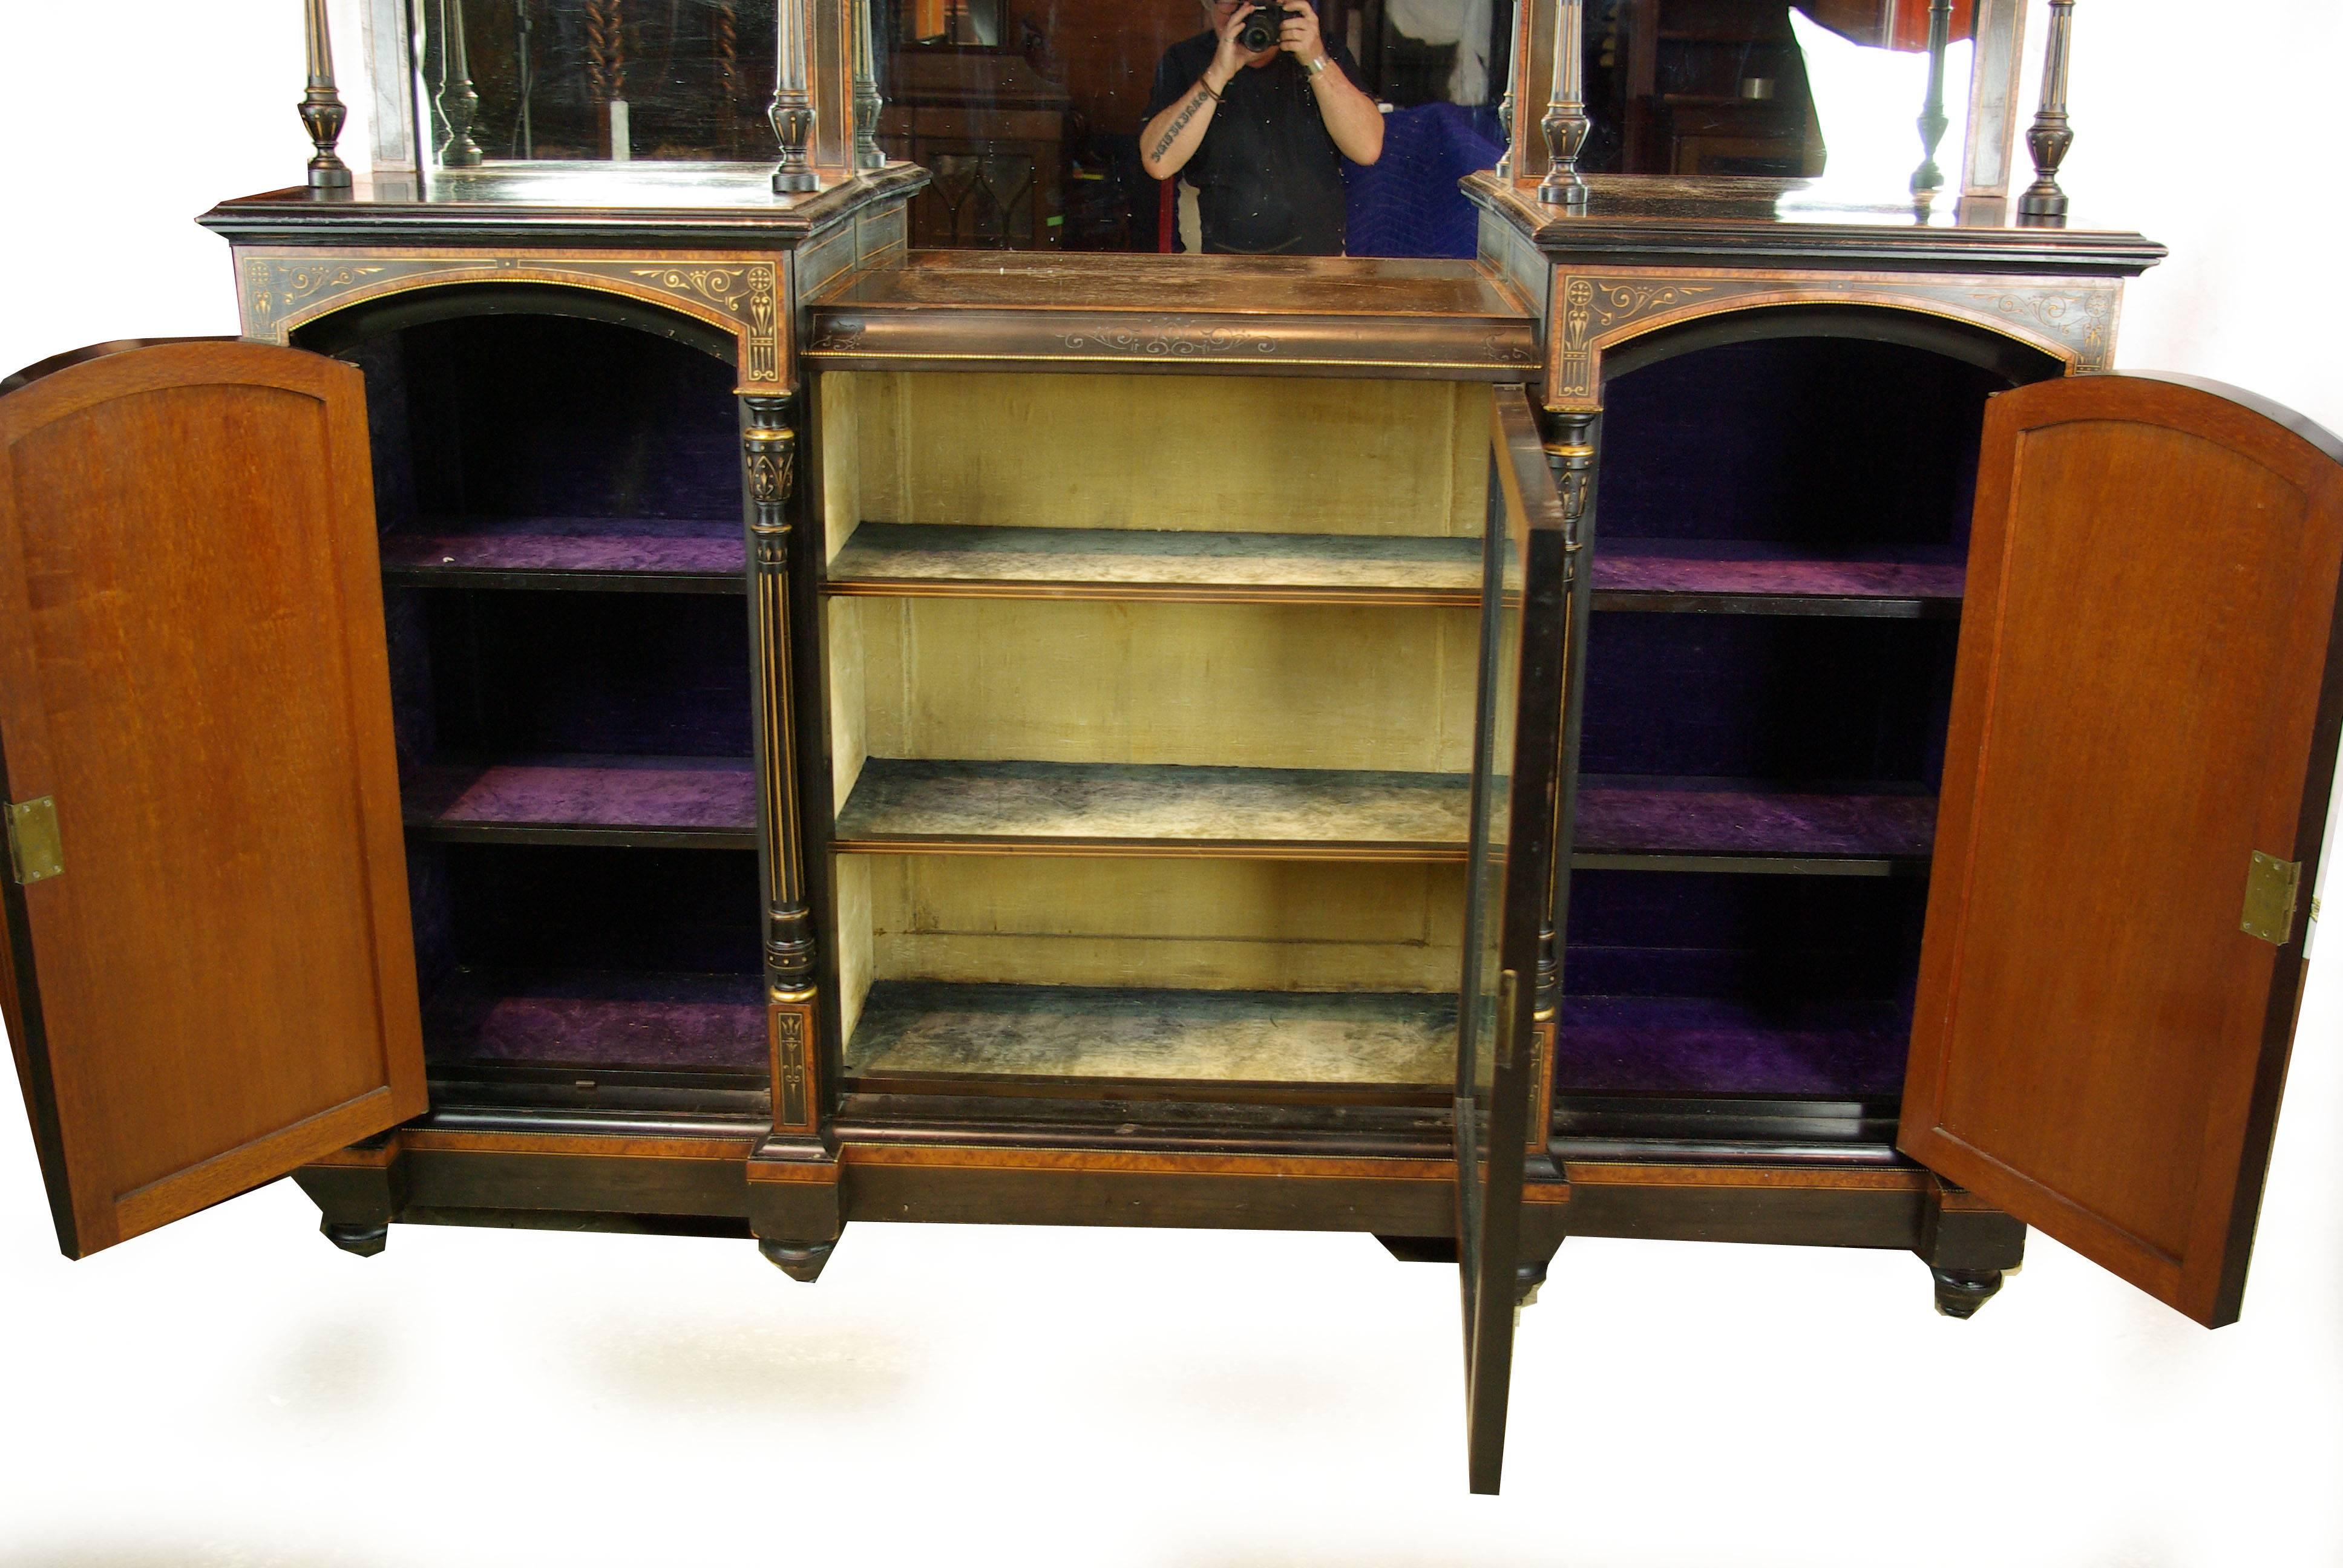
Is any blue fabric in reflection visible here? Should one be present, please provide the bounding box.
[1344,103,1503,258]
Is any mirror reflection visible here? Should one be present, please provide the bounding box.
[415,0,1988,255]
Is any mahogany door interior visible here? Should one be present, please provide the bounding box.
[0,339,425,1258]
[1902,371,2343,1327]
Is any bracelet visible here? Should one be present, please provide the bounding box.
[1305,54,1328,76]
[1201,78,1224,102]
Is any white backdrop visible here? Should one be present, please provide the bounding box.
[1,5,2338,1563]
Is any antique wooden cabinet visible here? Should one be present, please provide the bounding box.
[4,143,2340,1493]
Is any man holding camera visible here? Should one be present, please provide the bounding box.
[1139,0,1384,255]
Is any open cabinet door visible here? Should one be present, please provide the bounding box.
[0,340,425,1259]
[1455,387,1573,1493]
[1902,373,2343,1328]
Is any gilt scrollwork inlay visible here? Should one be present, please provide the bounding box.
[1973,287,2113,367]
[234,251,785,387]
[628,264,780,380]
[1552,269,2121,408]
[246,260,388,328]
[1053,318,1280,358]
[807,319,868,353]
[1558,276,1721,402]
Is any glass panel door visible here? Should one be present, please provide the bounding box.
[1455,384,1572,1492]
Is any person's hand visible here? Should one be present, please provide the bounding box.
[1279,0,1327,70]
[1211,2,1273,87]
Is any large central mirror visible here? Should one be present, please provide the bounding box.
[407,0,2022,255]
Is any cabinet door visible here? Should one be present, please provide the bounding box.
[1456,387,1573,1492]
[1902,372,2343,1327]
[0,340,425,1259]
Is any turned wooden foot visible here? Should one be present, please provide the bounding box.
[321,1220,388,1256]
[1515,1258,1548,1309]
[759,1237,836,1282]
[1931,1266,2004,1318]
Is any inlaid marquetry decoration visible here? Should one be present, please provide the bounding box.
[1547,269,2119,410]
[770,999,819,1132]
[1052,318,1283,359]
[237,249,790,390]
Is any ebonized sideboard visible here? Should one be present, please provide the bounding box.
[2,165,2336,1492]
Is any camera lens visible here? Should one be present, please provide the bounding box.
[1238,7,1277,50]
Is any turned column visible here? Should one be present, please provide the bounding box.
[770,0,820,192]
[2017,0,2076,223]
[298,0,353,188]
[741,394,821,1142]
[851,0,886,170]
[1536,0,1590,207]
[438,0,485,166]
[1533,411,1598,1156]
[1910,0,1954,198]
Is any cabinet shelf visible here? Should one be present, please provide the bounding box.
[381,516,746,594]
[404,757,757,848]
[844,981,1456,1091]
[1591,540,1965,617]
[826,523,1483,605]
[424,967,767,1074]
[832,758,1471,859]
[1573,778,1935,874]
[1553,995,1910,1098]
[833,762,1932,870]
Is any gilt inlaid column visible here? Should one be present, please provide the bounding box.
[742,393,820,1136]
[1534,411,1599,1152]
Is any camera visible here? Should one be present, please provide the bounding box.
[1236,3,1293,53]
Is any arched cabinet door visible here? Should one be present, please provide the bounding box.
[1902,373,2343,1328]
[0,340,425,1258]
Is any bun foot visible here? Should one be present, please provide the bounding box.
[759,1237,836,1282]
[322,1220,388,1257]
[1931,1266,2004,1319]
[1515,1258,1548,1310]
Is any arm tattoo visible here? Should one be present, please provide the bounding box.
[1150,84,1213,163]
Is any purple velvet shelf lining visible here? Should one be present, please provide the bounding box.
[1553,995,1910,1097]
[404,756,756,838]
[381,516,745,580]
[424,968,766,1072]
[1575,782,1935,860]
[1592,540,1965,603]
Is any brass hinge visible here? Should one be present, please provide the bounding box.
[2240,851,2302,946]
[5,797,62,884]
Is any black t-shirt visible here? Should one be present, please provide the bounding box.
[1147,30,1361,256]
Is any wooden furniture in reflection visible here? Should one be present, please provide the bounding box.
[877,47,1070,248]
